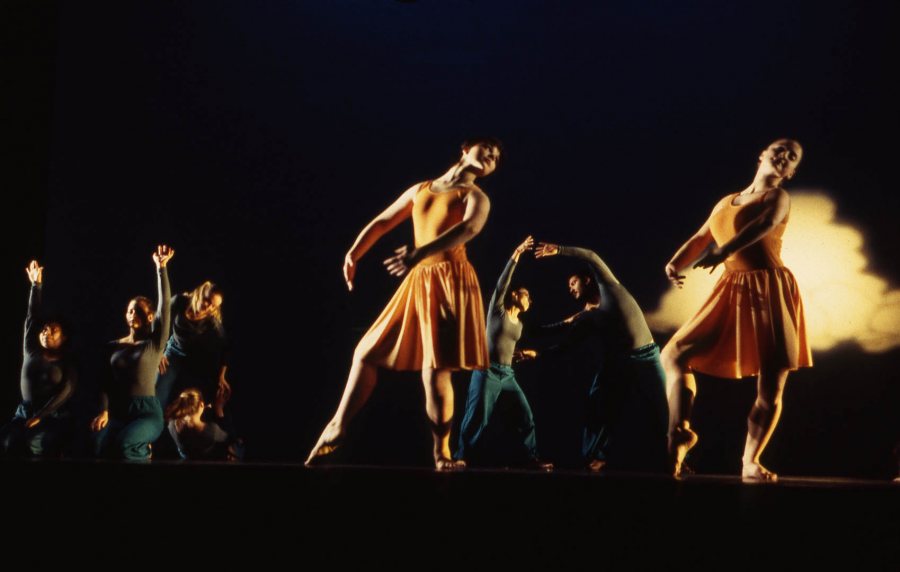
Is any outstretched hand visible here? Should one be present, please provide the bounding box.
[512,236,534,262]
[153,244,175,268]
[26,260,43,284]
[384,245,418,278]
[665,264,686,288]
[513,349,538,363]
[534,242,560,259]
[693,246,727,274]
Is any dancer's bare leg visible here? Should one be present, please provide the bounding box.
[661,341,699,476]
[422,366,465,471]
[305,357,378,464]
[742,368,789,481]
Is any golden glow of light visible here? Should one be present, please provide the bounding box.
[646,192,900,353]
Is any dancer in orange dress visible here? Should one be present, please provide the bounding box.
[306,138,500,470]
[661,139,812,480]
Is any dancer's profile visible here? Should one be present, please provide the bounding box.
[306,138,500,470]
[91,245,174,460]
[534,243,669,473]
[0,261,77,457]
[661,138,812,480]
[456,236,552,470]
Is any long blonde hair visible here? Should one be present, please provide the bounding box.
[185,281,223,322]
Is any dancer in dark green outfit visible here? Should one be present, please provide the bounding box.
[535,243,668,473]
[457,237,551,469]
[0,260,77,457]
[91,245,174,460]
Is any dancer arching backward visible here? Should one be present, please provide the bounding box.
[661,139,812,480]
[91,245,174,460]
[156,281,229,410]
[165,388,242,461]
[456,236,552,470]
[306,138,500,470]
[0,261,77,457]
[534,243,669,473]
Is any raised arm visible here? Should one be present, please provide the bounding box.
[151,245,174,349]
[23,260,43,356]
[694,189,790,271]
[487,237,533,316]
[534,243,619,287]
[343,183,419,290]
[384,188,491,277]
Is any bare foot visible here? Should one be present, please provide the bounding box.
[305,422,344,466]
[669,425,698,478]
[435,457,466,471]
[525,458,554,472]
[587,459,606,473]
[742,461,778,481]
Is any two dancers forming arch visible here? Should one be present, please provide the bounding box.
[306,137,813,477]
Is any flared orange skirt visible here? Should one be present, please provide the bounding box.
[354,259,489,371]
[670,266,813,379]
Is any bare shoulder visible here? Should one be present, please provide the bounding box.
[403,181,427,200]
[711,193,736,214]
[765,187,790,205]
[464,186,490,207]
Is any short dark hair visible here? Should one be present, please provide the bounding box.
[569,269,599,298]
[461,136,504,155]
[41,314,73,349]
[503,285,528,309]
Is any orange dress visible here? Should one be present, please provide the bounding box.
[669,192,813,378]
[354,181,489,371]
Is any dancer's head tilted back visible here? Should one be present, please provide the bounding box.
[459,136,503,178]
[505,287,532,313]
[757,138,803,181]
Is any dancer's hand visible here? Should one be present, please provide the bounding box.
[26,260,43,284]
[153,244,175,268]
[216,377,232,406]
[384,245,418,278]
[693,246,727,274]
[25,417,41,429]
[343,252,356,291]
[534,242,560,259]
[665,264,686,288]
[158,354,169,374]
[512,236,534,262]
[91,411,109,432]
[513,349,538,363]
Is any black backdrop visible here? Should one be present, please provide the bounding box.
[4,1,899,474]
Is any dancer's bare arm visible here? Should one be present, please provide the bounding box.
[384,188,491,277]
[665,198,728,287]
[343,184,419,289]
[694,189,789,272]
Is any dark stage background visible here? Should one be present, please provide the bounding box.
[4,1,899,475]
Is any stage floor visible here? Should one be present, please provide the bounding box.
[5,460,899,567]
